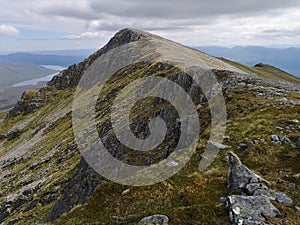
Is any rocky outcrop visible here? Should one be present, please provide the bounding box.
[46,157,105,222]
[271,135,292,146]
[227,151,270,194]
[225,152,293,225]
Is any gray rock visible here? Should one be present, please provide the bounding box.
[247,141,254,147]
[297,136,300,147]
[138,214,169,225]
[253,189,293,205]
[278,136,286,142]
[245,183,268,195]
[292,173,300,179]
[227,195,281,225]
[227,152,269,194]
[271,135,279,142]
[253,139,259,145]
[238,143,248,150]
[295,206,300,213]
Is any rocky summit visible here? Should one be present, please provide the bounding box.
[0,28,299,225]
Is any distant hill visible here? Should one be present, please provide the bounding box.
[0,52,85,67]
[0,62,56,89]
[220,59,300,84]
[30,49,97,57]
[195,46,300,77]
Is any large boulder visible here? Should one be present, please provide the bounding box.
[227,151,269,194]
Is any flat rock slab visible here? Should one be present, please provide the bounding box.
[228,195,281,225]
[138,214,169,225]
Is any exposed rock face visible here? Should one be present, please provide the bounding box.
[226,152,293,225]
[46,157,105,222]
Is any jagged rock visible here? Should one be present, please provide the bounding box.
[227,151,269,194]
[227,195,281,225]
[138,214,169,225]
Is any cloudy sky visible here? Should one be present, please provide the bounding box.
[0,0,299,52]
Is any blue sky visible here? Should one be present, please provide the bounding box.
[0,0,299,52]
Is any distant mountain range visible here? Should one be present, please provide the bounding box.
[195,46,300,77]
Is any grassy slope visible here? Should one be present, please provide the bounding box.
[0,36,299,224]
[220,57,300,84]
[49,66,300,224]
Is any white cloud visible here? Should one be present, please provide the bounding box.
[0,24,20,36]
[62,31,104,40]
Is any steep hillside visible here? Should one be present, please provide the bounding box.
[0,29,299,225]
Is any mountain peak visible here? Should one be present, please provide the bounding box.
[102,28,155,52]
